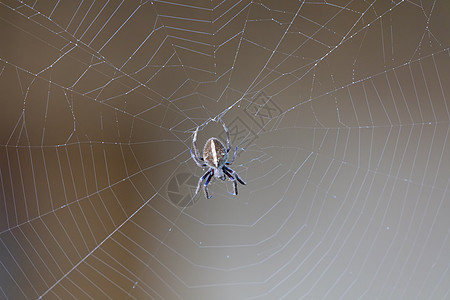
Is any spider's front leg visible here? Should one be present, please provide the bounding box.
[196,169,212,196]
[223,166,246,195]
[225,166,246,185]
[224,166,246,195]
[224,170,238,195]
[203,171,214,199]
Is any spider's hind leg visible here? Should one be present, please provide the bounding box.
[219,118,231,152]
[191,149,206,168]
[192,127,204,162]
[226,146,238,165]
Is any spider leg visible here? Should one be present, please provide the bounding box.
[191,149,207,168]
[225,166,246,185]
[219,118,231,152]
[192,127,204,162]
[196,169,211,195]
[203,170,214,199]
[226,146,238,165]
[224,168,238,195]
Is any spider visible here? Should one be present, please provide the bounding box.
[190,119,246,199]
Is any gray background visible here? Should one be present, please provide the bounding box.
[1,1,449,299]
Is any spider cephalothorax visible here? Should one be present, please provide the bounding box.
[191,119,246,199]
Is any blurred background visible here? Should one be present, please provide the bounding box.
[1,1,449,299]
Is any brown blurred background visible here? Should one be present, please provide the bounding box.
[1,1,449,299]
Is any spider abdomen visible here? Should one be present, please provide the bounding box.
[203,138,227,168]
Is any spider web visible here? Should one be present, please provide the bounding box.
[1,0,449,299]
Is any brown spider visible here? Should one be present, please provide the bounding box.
[190,120,246,199]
